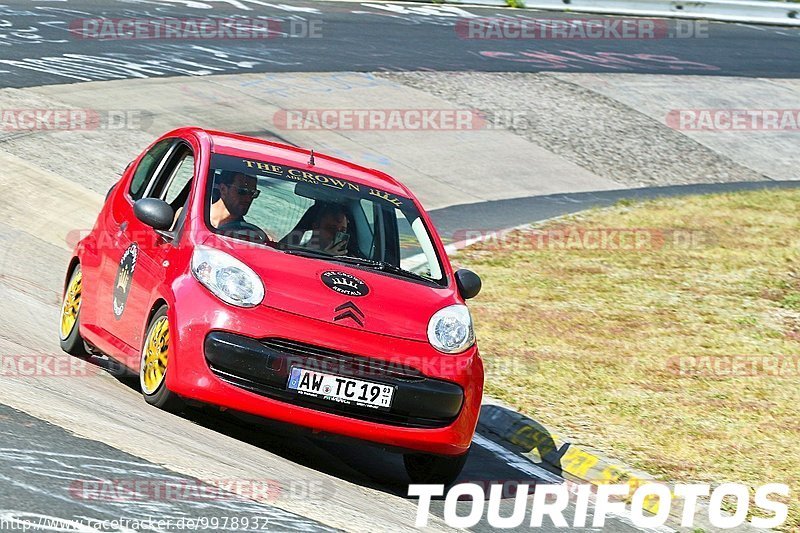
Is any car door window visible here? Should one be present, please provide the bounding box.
[129,139,173,200]
[141,144,195,232]
[142,144,188,199]
[163,153,195,205]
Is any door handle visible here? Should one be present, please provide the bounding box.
[116,221,128,237]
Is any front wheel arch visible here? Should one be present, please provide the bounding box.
[59,261,88,356]
[140,297,168,351]
[140,303,184,412]
[63,256,80,294]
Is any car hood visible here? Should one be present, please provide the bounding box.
[210,239,457,342]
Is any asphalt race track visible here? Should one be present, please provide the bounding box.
[0,0,797,532]
[431,180,800,238]
[0,404,335,532]
[0,0,797,88]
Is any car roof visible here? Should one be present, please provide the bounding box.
[187,127,411,198]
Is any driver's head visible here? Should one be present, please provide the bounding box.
[311,203,348,249]
[218,172,258,218]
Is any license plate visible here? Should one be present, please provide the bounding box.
[287,367,395,410]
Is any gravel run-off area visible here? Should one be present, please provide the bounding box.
[380,72,769,188]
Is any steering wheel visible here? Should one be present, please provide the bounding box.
[217,220,269,244]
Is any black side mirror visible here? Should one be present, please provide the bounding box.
[134,198,174,231]
[455,269,481,300]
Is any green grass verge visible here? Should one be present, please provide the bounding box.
[453,188,800,529]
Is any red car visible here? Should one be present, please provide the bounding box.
[59,127,484,484]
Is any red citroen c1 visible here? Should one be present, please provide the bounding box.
[59,127,484,484]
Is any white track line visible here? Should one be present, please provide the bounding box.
[472,433,563,484]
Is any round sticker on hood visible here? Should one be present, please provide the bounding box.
[321,271,369,297]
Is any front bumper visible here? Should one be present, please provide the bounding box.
[165,277,484,456]
[205,332,465,428]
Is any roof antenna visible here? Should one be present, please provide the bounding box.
[308,150,315,167]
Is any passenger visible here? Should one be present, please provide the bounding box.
[305,203,350,256]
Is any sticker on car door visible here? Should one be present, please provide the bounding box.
[113,243,138,319]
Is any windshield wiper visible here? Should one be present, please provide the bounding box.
[282,248,335,259]
[282,249,433,283]
[335,255,434,283]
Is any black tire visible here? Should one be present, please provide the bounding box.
[59,264,88,357]
[140,305,184,413]
[404,448,470,486]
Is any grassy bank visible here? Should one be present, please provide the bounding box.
[454,188,800,529]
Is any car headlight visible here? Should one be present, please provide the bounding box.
[191,246,264,307]
[427,304,475,354]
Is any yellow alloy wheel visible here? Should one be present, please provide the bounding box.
[60,270,82,340]
[141,316,169,395]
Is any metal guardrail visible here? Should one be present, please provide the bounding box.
[450,0,800,26]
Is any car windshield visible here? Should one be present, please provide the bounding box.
[205,154,445,284]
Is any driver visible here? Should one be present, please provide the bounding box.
[210,172,270,242]
[210,172,258,227]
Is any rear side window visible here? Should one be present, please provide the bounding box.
[129,139,173,200]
